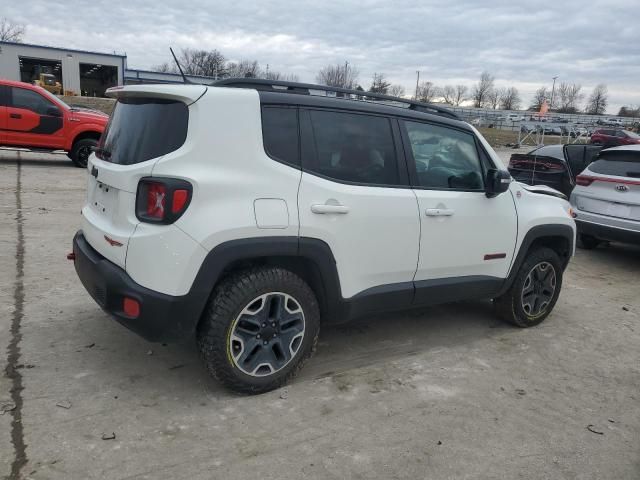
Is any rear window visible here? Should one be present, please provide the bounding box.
[97,98,188,165]
[590,151,640,178]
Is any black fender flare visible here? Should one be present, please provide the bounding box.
[497,224,574,296]
[186,236,343,329]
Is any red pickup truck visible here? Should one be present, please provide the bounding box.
[0,79,108,167]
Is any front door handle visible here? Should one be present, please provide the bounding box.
[10,113,22,119]
[311,204,349,214]
[425,208,455,217]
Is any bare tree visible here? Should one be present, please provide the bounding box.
[586,84,608,115]
[151,62,175,73]
[369,73,391,94]
[316,63,359,89]
[226,59,260,78]
[618,105,640,118]
[261,70,299,82]
[178,48,227,78]
[556,82,583,113]
[0,17,25,42]
[499,87,521,110]
[487,87,501,109]
[388,84,406,97]
[453,85,468,106]
[417,81,440,103]
[472,71,494,108]
[530,86,548,111]
[441,85,455,104]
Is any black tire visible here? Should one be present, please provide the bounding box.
[494,247,563,328]
[197,267,320,394]
[578,234,600,250]
[69,138,97,168]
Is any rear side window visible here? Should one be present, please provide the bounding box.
[590,152,640,178]
[98,98,188,165]
[306,110,399,186]
[262,106,299,167]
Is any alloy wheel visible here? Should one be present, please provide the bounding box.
[521,261,556,317]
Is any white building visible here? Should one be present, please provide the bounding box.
[0,41,126,96]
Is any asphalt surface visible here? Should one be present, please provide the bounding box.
[1,149,639,479]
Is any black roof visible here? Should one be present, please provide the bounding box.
[214,78,469,130]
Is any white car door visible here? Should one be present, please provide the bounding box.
[399,119,518,304]
[297,108,420,305]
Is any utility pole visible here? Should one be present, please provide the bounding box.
[344,61,349,88]
[414,71,420,100]
[550,76,558,109]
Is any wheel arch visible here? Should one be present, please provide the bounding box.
[498,224,574,296]
[189,237,343,333]
[71,130,102,148]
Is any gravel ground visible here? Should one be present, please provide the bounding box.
[1,149,639,480]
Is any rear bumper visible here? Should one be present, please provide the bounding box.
[72,231,204,342]
[576,219,640,245]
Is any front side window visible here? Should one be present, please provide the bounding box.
[306,110,399,186]
[262,106,299,167]
[403,121,484,190]
[11,87,54,115]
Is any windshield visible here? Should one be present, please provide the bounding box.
[624,130,640,139]
[97,97,188,165]
[39,88,70,110]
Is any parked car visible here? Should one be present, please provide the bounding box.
[605,118,625,127]
[542,126,562,136]
[70,79,575,394]
[506,113,525,122]
[0,78,108,167]
[508,144,602,197]
[590,128,640,147]
[571,145,640,248]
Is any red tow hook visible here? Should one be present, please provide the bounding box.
[67,252,76,261]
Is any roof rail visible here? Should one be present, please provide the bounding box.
[213,78,460,121]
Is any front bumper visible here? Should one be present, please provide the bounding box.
[72,231,204,342]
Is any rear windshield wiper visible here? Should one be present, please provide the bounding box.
[92,147,112,159]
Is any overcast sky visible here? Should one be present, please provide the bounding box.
[6,0,639,113]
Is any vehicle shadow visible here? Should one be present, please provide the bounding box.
[75,298,513,398]
[576,241,640,270]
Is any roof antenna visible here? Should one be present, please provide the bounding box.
[170,47,191,84]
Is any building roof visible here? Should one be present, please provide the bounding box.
[0,40,126,58]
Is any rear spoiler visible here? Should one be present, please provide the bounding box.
[105,84,208,105]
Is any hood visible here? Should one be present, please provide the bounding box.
[516,182,567,200]
[70,108,109,124]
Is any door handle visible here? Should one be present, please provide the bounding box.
[311,204,349,214]
[10,113,22,119]
[425,208,455,217]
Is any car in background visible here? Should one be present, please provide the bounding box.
[605,118,626,127]
[506,113,526,122]
[589,128,640,147]
[508,144,602,197]
[0,78,108,167]
[542,126,562,136]
[570,145,640,248]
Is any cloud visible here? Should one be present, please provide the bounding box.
[4,0,639,112]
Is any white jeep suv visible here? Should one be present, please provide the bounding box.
[72,79,576,393]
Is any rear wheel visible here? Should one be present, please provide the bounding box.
[197,267,320,394]
[578,234,600,250]
[69,138,97,168]
[494,247,563,328]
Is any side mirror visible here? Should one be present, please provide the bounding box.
[485,169,511,198]
[46,106,62,117]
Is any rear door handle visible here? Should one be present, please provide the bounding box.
[425,208,455,217]
[311,204,349,214]
[10,113,22,119]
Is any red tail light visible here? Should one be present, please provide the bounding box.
[136,178,192,224]
[146,183,166,219]
[575,175,594,186]
[123,297,140,318]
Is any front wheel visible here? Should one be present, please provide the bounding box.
[494,247,563,328]
[197,267,320,394]
[69,138,97,168]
